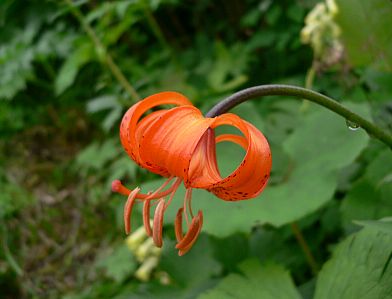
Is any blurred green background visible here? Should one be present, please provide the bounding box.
[1,0,392,298]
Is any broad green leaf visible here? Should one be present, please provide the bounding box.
[341,149,392,231]
[354,218,392,235]
[335,0,392,70]
[95,244,137,283]
[314,227,392,299]
[160,234,221,287]
[197,259,301,299]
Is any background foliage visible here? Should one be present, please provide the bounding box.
[1,0,392,298]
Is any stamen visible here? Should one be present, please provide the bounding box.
[178,211,203,256]
[164,178,182,210]
[175,211,203,250]
[186,188,194,218]
[183,188,193,226]
[152,199,165,247]
[183,192,190,227]
[124,187,141,234]
[112,176,180,200]
[143,198,153,236]
[174,208,184,242]
[145,176,174,199]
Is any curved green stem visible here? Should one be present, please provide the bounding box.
[206,84,392,149]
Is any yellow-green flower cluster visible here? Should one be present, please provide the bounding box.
[125,224,163,282]
[301,0,342,61]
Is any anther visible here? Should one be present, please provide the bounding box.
[152,199,165,247]
[174,208,184,242]
[124,187,141,234]
[175,210,203,251]
[143,198,153,236]
[178,211,203,256]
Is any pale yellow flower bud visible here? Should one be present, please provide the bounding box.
[135,256,159,282]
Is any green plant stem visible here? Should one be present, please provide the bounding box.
[205,84,392,149]
[290,223,319,275]
[141,0,170,52]
[64,0,140,102]
[1,223,23,276]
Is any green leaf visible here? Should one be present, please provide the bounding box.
[86,95,119,112]
[314,227,392,299]
[335,0,392,70]
[160,234,221,288]
[341,149,392,232]
[0,25,37,100]
[75,139,120,173]
[354,218,392,235]
[197,259,301,299]
[55,42,94,95]
[86,95,123,131]
[95,244,137,283]
[207,42,249,92]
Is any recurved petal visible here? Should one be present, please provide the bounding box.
[191,113,271,201]
[216,134,248,149]
[187,129,221,188]
[120,92,192,174]
[139,106,215,183]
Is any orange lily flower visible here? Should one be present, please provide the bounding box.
[112,91,271,255]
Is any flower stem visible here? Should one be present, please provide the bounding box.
[64,0,140,102]
[290,222,319,275]
[206,84,392,149]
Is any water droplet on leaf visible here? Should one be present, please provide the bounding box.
[346,119,360,131]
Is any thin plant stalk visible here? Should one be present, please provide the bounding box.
[64,0,140,102]
[206,84,392,149]
[290,222,319,275]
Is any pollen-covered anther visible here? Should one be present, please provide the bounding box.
[175,210,203,256]
[152,198,166,247]
[124,187,141,234]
